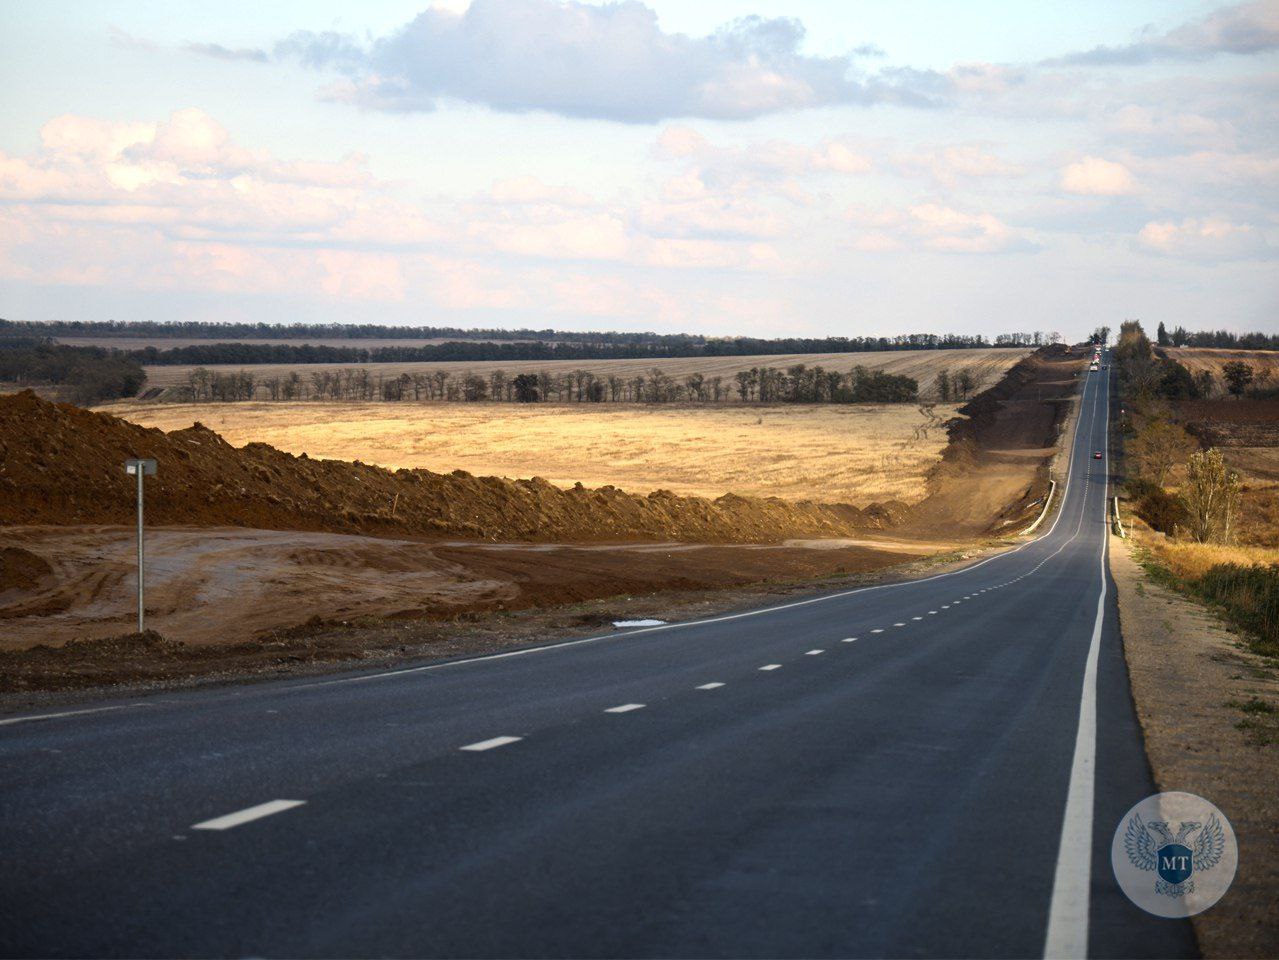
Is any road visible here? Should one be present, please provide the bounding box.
[0,357,1197,958]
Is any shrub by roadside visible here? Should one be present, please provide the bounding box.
[1134,533,1279,659]
[1195,563,1279,658]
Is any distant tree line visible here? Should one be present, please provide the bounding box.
[0,339,146,405]
[178,363,956,405]
[121,334,1038,368]
[1,318,1046,362]
[1154,321,1279,351]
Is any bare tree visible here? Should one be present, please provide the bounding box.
[1181,448,1241,543]
[1129,419,1195,486]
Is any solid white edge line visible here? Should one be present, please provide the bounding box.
[460,735,523,752]
[1043,361,1109,959]
[0,703,149,728]
[191,799,306,831]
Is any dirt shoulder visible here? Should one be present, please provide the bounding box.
[0,536,1002,710]
[1110,528,1279,957]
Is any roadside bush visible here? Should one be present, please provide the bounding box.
[1133,483,1188,535]
[1195,563,1279,657]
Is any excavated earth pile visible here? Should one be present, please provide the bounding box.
[910,346,1082,534]
[0,391,914,543]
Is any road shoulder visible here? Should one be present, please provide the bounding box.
[1110,529,1279,957]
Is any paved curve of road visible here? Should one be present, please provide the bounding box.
[1,357,1197,958]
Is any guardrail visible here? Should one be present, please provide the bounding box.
[1112,496,1126,538]
[1022,479,1056,536]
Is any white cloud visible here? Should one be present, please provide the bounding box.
[847,203,1034,255]
[275,0,945,122]
[1137,216,1276,260]
[1060,156,1137,196]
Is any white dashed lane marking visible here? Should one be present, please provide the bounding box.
[191,799,306,831]
[604,703,646,714]
[805,649,824,656]
[893,622,906,627]
[460,736,523,752]
[912,616,923,621]
[760,664,782,671]
[842,637,857,643]
[696,682,725,690]
[871,628,884,634]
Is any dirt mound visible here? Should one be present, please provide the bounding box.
[910,346,1082,534]
[0,546,53,592]
[0,391,889,543]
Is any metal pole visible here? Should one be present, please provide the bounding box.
[137,465,145,633]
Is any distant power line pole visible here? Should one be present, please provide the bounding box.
[124,458,157,633]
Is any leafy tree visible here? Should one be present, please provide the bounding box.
[1195,370,1215,398]
[1156,322,1170,346]
[1222,361,1254,398]
[512,373,540,402]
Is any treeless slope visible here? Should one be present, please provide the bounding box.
[909,346,1085,534]
[0,391,904,543]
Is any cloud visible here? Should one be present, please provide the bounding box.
[1060,156,1137,196]
[846,203,1035,254]
[185,42,270,63]
[1137,216,1276,260]
[1048,1,1279,66]
[274,0,946,122]
[892,143,1024,185]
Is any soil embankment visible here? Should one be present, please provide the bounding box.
[0,350,1080,686]
[910,345,1082,534]
[0,390,904,544]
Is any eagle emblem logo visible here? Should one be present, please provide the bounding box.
[1123,810,1227,897]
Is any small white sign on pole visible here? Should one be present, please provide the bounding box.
[124,459,157,633]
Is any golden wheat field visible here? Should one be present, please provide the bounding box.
[138,347,1031,402]
[100,401,964,504]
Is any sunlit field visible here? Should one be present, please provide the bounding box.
[100,401,964,505]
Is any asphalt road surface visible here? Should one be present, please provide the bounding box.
[1,356,1198,958]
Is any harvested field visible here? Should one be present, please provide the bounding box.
[134,347,1031,402]
[1171,397,1279,547]
[1,391,905,543]
[97,401,957,504]
[1163,346,1279,392]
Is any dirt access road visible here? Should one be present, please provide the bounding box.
[0,525,954,653]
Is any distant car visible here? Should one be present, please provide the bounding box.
[1093,451,1103,459]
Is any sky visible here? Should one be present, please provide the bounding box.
[1,1,1277,342]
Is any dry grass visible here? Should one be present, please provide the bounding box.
[98,401,963,504]
[1163,347,1279,387]
[137,347,1030,402]
[1142,537,1279,582]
